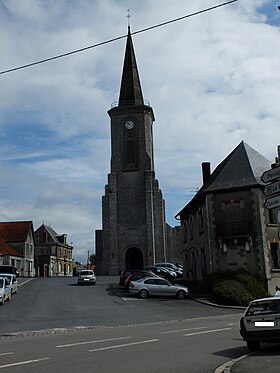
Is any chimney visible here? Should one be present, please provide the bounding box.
[202,162,211,184]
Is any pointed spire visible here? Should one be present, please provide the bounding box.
[118,27,144,106]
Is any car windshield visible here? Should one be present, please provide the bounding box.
[246,300,280,316]
[0,279,3,287]
[80,271,93,276]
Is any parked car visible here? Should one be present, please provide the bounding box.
[0,265,19,277]
[145,266,177,280]
[0,277,12,305]
[0,274,18,295]
[73,267,86,276]
[240,296,280,351]
[119,269,153,286]
[155,262,183,278]
[0,273,18,295]
[129,276,189,299]
[124,271,157,289]
[77,270,96,285]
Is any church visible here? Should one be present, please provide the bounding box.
[95,27,181,275]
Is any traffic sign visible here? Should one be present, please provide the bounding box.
[265,195,280,210]
[264,180,280,196]
[261,166,280,183]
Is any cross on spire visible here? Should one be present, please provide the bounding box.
[127,9,131,27]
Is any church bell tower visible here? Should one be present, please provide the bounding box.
[95,27,167,274]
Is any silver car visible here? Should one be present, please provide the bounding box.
[0,273,18,295]
[240,296,280,351]
[129,276,189,299]
[0,277,12,305]
[77,270,96,285]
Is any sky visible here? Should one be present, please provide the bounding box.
[0,0,279,263]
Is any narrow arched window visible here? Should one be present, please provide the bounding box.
[126,136,135,163]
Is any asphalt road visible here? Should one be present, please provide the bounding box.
[0,276,247,372]
[1,276,241,334]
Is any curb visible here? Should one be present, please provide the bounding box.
[213,352,254,373]
[189,296,246,310]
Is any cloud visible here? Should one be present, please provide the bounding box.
[0,0,279,262]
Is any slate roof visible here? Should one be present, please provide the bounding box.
[118,26,144,106]
[36,224,71,247]
[177,141,271,216]
[37,224,59,244]
[0,221,33,242]
[202,141,271,192]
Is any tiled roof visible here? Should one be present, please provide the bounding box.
[0,221,33,242]
[0,239,23,257]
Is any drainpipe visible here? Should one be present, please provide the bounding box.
[205,194,213,273]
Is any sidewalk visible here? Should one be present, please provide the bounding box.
[214,345,280,373]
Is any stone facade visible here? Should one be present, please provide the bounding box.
[35,224,73,277]
[177,142,280,294]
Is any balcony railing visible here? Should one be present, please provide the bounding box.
[216,221,252,237]
[111,99,150,108]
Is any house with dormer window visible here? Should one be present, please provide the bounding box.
[35,224,73,277]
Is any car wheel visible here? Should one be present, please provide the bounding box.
[139,289,149,298]
[247,341,260,352]
[176,290,186,299]
[0,298,4,306]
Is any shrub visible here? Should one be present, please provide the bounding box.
[234,270,268,299]
[205,270,269,306]
[212,279,253,306]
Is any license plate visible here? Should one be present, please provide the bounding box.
[84,278,90,281]
[255,321,274,327]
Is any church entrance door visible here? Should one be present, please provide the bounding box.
[125,247,143,270]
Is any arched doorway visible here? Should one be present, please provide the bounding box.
[125,247,143,270]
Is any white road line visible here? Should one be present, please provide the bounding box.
[183,327,232,336]
[0,357,50,369]
[56,336,131,348]
[122,297,142,301]
[0,352,14,357]
[160,326,208,334]
[88,339,159,352]
[18,278,34,287]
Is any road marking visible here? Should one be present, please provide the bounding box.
[0,352,14,357]
[0,357,50,369]
[89,339,159,352]
[18,278,34,287]
[122,297,142,301]
[56,336,131,348]
[160,326,208,334]
[183,327,231,336]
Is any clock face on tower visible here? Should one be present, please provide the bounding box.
[125,120,134,130]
